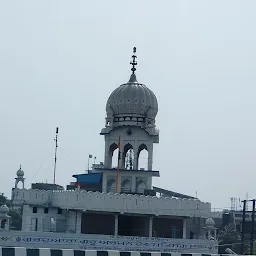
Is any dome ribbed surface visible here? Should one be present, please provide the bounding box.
[106,75,158,118]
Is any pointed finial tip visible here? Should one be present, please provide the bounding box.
[128,73,138,83]
[20,164,22,169]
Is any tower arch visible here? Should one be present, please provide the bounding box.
[138,144,149,170]
[107,143,118,168]
[122,143,134,170]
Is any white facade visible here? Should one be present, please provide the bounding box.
[12,188,211,218]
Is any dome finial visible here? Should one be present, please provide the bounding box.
[130,47,137,74]
[128,47,138,83]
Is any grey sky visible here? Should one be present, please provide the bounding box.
[0,1,255,210]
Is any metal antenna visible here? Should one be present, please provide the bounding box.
[53,127,59,184]
[130,47,137,73]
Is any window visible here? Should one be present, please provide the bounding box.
[33,207,37,213]
[44,207,49,214]
[57,208,62,215]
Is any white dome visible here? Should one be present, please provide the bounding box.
[205,217,215,227]
[106,73,158,120]
[16,166,24,177]
[0,205,9,214]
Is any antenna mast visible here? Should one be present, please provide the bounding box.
[53,127,59,184]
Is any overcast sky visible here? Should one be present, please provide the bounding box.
[0,1,255,210]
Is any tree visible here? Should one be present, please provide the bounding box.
[218,224,249,254]
[0,193,7,205]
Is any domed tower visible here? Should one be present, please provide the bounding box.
[15,165,25,189]
[101,48,159,171]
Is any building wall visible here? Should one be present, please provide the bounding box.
[21,204,188,239]
[66,211,81,234]
[186,217,206,239]
[12,189,211,218]
[21,205,73,233]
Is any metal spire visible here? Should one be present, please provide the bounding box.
[130,47,137,73]
[128,47,138,83]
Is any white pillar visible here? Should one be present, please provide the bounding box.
[183,219,187,239]
[76,211,82,234]
[121,150,125,169]
[207,229,211,240]
[133,148,138,170]
[131,176,136,193]
[147,144,153,170]
[104,142,109,168]
[114,214,118,236]
[214,229,217,240]
[149,217,153,237]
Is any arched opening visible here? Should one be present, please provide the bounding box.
[107,177,116,193]
[109,143,118,168]
[138,144,148,170]
[122,144,134,170]
[16,180,24,189]
[121,178,131,193]
[1,219,6,229]
[136,178,147,194]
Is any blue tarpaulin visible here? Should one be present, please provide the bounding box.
[73,173,102,183]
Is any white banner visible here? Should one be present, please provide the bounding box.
[0,232,218,253]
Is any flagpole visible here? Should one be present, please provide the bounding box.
[53,127,59,184]
[116,136,121,193]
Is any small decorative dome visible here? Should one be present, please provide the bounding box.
[0,204,9,214]
[205,217,215,227]
[16,165,24,177]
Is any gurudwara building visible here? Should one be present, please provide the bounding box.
[1,49,218,253]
